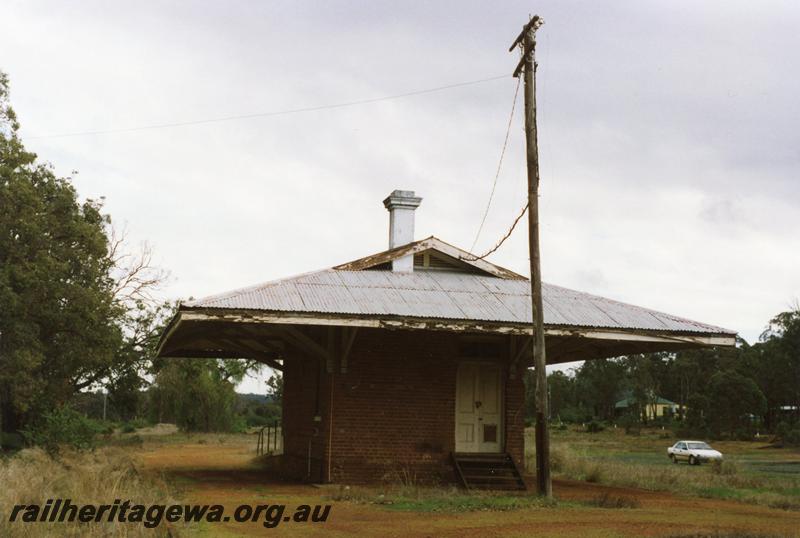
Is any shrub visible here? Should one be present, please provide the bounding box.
[245,412,270,428]
[231,414,248,433]
[785,427,800,446]
[586,420,604,433]
[130,417,151,429]
[121,422,137,433]
[0,432,25,451]
[776,421,800,446]
[96,421,116,435]
[559,406,591,424]
[23,406,103,453]
[617,413,641,436]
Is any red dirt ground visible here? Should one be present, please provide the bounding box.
[139,440,800,537]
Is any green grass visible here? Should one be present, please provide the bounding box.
[322,484,559,513]
[527,426,800,511]
[385,494,556,512]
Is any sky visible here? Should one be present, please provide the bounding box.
[2,1,799,393]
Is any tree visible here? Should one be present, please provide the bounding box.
[547,370,580,421]
[707,370,766,438]
[107,299,177,420]
[622,354,667,423]
[0,72,123,433]
[0,72,175,440]
[747,309,800,429]
[149,359,241,432]
[574,359,627,421]
[266,371,283,403]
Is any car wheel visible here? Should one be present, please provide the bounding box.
[670,454,677,464]
[689,455,697,466]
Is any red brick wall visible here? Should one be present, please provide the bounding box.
[328,329,457,484]
[280,327,525,484]
[505,366,526,472]
[281,351,328,482]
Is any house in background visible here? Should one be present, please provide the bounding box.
[615,392,682,421]
[157,190,735,488]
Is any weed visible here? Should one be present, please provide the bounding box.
[710,459,741,476]
[583,492,641,509]
[584,464,604,483]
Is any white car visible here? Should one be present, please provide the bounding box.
[667,440,723,465]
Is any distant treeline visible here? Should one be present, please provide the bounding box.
[524,309,800,442]
[72,385,281,430]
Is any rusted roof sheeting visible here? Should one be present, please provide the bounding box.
[185,270,732,335]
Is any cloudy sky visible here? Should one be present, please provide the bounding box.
[3,1,799,393]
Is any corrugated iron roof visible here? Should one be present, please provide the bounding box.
[185,268,733,335]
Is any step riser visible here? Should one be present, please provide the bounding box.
[452,452,526,491]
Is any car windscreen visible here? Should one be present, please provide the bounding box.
[687,442,711,450]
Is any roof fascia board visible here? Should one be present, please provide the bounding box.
[169,310,735,348]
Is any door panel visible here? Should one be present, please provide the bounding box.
[456,362,503,453]
[456,364,478,452]
[477,364,501,452]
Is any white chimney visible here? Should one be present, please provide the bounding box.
[383,189,422,272]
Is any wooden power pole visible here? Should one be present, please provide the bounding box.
[511,15,551,497]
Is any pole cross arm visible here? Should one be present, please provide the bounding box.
[508,15,544,52]
[510,16,544,78]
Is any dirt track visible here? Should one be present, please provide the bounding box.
[139,440,800,537]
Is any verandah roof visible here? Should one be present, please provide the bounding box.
[157,237,735,365]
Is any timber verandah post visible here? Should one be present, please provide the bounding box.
[511,15,551,497]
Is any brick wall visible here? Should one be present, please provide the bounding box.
[281,351,328,482]
[505,365,526,472]
[281,327,525,484]
[328,329,457,484]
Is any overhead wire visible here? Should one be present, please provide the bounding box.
[26,75,509,139]
[462,201,528,261]
[464,43,529,262]
[469,75,521,253]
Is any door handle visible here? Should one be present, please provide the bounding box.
[475,401,482,409]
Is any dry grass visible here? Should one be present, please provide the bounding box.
[528,427,800,511]
[664,531,780,538]
[0,447,187,537]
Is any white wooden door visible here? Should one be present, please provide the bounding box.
[456,363,503,453]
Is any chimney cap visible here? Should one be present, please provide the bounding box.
[383,190,422,210]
